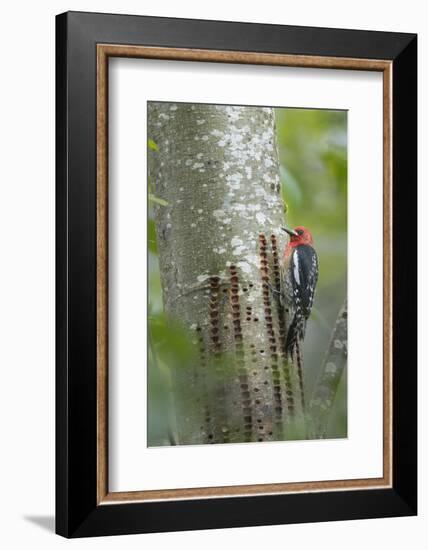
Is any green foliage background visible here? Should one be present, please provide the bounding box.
[148,107,347,445]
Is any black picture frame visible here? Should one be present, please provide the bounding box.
[56,10,417,538]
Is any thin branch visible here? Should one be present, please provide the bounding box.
[308,299,347,438]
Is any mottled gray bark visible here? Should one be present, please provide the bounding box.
[148,103,302,445]
[308,300,347,438]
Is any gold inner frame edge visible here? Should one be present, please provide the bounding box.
[96,44,393,505]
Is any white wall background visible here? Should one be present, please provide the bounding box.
[0,1,424,548]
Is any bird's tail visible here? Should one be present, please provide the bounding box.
[285,315,306,412]
[293,339,305,412]
[285,314,298,357]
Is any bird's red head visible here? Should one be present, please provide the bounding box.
[282,226,314,248]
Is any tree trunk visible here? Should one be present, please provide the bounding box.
[148,103,302,445]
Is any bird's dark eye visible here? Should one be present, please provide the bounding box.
[297,229,303,236]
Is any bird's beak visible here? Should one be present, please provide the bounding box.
[282,226,298,237]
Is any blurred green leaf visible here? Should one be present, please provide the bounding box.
[149,313,197,369]
[148,219,158,254]
[148,336,173,446]
[149,193,168,207]
[148,138,159,151]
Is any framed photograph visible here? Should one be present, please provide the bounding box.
[56,11,417,538]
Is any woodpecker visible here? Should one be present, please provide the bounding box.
[280,226,318,408]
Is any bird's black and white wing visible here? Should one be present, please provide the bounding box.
[290,245,318,320]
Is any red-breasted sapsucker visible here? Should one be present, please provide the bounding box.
[280,226,318,407]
